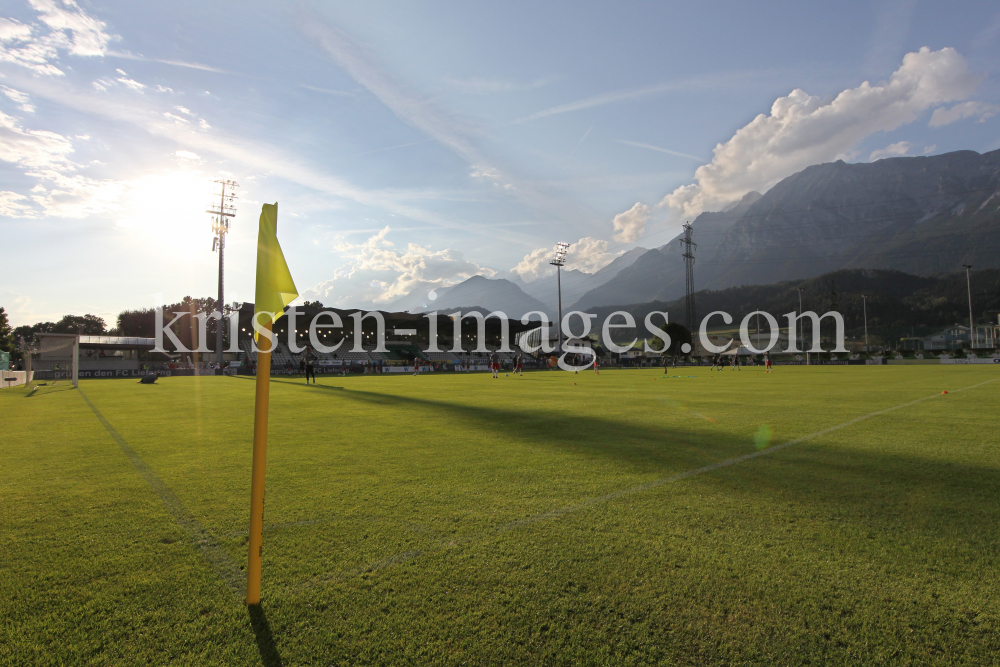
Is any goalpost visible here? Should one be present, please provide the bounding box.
[27,333,79,389]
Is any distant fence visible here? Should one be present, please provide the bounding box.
[940,358,1000,365]
[654,358,887,367]
[0,371,27,388]
[772,359,887,366]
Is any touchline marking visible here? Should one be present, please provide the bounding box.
[289,377,999,592]
[79,390,246,597]
[489,376,1000,534]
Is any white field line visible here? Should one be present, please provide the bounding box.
[79,390,246,597]
[289,377,999,591]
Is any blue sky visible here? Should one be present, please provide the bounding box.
[2,0,999,326]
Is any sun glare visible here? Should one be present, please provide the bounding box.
[116,170,216,242]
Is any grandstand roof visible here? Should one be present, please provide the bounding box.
[78,335,156,349]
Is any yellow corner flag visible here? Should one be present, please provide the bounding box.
[253,202,299,336]
[247,202,297,605]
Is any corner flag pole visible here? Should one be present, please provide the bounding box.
[246,202,297,606]
[246,317,272,605]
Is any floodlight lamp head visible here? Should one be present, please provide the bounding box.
[550,241,570,267]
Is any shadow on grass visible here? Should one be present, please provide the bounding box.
[232,375,344,391]
[274,382,1000,558]
[248,604,283,667]
[694,440,1000,549]
[310,384,761,474]
[23,384,78,398]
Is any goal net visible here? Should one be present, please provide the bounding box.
[28,334,79,388]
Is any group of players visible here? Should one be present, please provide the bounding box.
[297,348,775,382]
[704,350,774,373]
[488,352,525,378]
[495,347,777,378]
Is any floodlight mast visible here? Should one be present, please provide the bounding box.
[962,265,975,349]
[207,179,238,366]
[861,294,869,352]
[679,222,696,331]
[797,287,808,365]
[550,242,570,354]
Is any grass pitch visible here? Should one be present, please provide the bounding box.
[2,365,999,665]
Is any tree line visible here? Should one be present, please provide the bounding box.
[0,297,227,358]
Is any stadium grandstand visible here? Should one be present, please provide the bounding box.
[24,333,231,382]
[232,303,542,374]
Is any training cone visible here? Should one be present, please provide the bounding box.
[942,390,948,394]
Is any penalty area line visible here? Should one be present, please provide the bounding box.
[287,376,998,594]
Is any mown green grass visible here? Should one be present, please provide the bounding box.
[2,365,999,666]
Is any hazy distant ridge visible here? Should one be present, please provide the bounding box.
[570,149,1000,310]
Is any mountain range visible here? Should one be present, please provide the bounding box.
[514,246,648,313]
[389,149,1000,318]
[572,148,1000,312]
[584,267,1000,345]
[388,248,648,318]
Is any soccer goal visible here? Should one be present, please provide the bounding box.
[27,333,79,388]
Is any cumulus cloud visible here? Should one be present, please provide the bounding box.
[29,0,113,56]
[612,202,650,243]
[0,1,113,76]
[512,246,552,282]
[26,170,127,218]
[513,237,622,282]
[0,18,32,43]
[928,100,1000,127]
[0,191,36,217]
[565,237,620,272]
[0,111,128,218]
[660,47,980,218]
[869,140,912,161]
[0,17,62,75]
[0,110,74,171]
[0,85,35,113]
[116,71,146,91]
[303,227,496,308]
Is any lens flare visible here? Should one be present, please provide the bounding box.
[754,424,773,450]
